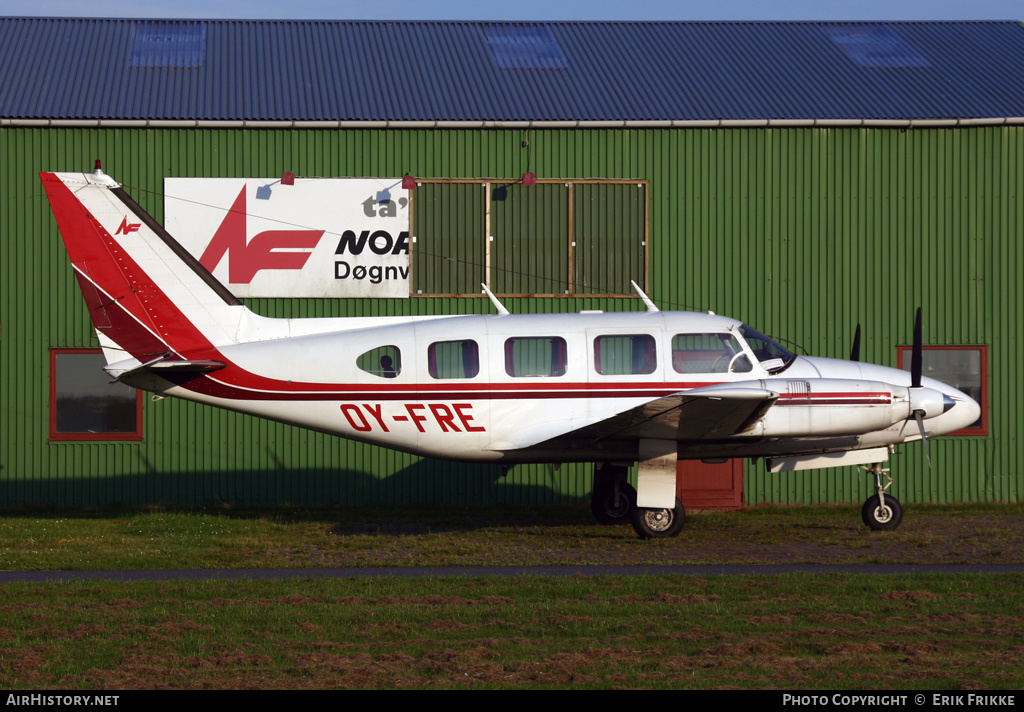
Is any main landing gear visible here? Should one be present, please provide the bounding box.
[860,462,904,531]
[631,497,686,539]
[590,463,635,524]
[590,463,685,539]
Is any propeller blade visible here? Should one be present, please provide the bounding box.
[914,410,931,467]
[911,307,923,389]
[850,323,861,362]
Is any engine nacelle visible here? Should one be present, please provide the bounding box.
[762,378,908,437]
[908,387,956,419]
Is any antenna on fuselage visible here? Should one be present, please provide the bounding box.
[630,280,659,312]
[481,284,510,315]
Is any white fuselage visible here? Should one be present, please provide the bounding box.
[121,310,980,464]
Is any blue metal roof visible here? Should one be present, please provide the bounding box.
[2,18,1024,123]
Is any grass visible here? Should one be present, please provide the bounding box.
[1,502,1022,570]
[1,573,1022,689]
[0,503,1022,689]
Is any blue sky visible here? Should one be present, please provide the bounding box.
[1,0,1022,21]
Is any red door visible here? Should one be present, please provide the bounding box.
[677,459,744,509]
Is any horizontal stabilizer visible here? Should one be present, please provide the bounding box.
[106,354,226,383]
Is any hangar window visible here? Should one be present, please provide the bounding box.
[411,180,647,297]
[505,337,568,377]
[428,340,480,379]
[357,345,401,378]
[50,349,143,441]
[594,334,656,376]
[897,345,988,436]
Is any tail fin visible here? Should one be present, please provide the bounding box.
[41,169,245,363]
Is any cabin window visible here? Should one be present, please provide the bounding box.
[357,345,401,378]
[898,345,988,436]
[428,340,480,379]
[49,349,143,441]
[593,334,656,375]
[411,180,647,296]
[505,337,568,377]
[671,333,751,374]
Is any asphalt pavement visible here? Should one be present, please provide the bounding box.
[3,564,1024,582]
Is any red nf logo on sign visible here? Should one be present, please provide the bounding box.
[199,187,325,283]
[115,217,142,235]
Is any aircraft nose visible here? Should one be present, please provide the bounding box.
[946,391,982,432]
[943,394,956,414]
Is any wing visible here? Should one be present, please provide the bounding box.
[571,383,779,442]
[505,383,779,454]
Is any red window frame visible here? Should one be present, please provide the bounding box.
[49,348,144,441]
[897,345,988,436]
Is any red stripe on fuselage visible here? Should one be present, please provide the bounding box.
[775,392,893,405]
[80,294,898,405]
[60,251,899,407]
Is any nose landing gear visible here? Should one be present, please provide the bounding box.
[860,462,904,531]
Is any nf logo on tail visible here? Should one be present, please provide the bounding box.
[115,217,142,235]
[199,187,324,283]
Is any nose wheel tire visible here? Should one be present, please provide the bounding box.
[591,482,637,525]
[861,494,904,531]
[631,498,686,539]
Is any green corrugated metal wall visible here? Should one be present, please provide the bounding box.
[412,182,485,294]
[1,126,1019,506]
[574,182,647,296]
[492,183,568,295]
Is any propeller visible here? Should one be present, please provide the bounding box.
[911,307,923,390]
[907,307,930,465]
[852,308,949,466]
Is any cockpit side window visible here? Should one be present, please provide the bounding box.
[671,333,751,374]
[428,340,480,379]
[357,345,401,378]
[738,325,795,373]
[594,334,657,375]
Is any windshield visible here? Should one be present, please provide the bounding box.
[738,325,796,374]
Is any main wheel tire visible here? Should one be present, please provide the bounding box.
[861,494,904,531]
[631,498,686,539]
[591,482,636,525]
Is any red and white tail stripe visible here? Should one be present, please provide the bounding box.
[41,170,246,363]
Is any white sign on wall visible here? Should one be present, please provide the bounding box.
[165,177,411,298]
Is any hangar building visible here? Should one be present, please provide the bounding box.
[1,18,1022,507]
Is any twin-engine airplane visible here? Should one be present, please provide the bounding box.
[41,166,981,538]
